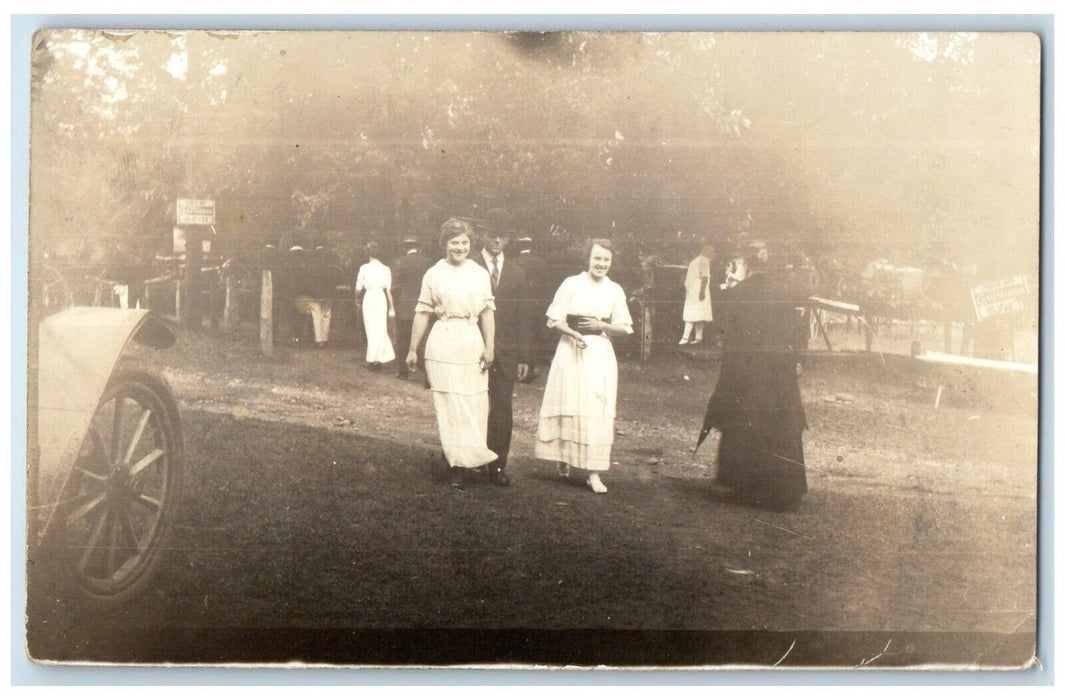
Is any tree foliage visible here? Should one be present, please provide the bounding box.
[30,30,1039,277]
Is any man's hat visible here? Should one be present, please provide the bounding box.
[516,235,533,244]
[485,208,516,235]
[401,237,419,247]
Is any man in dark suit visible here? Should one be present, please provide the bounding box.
[474,208,529,487]
[390,237,433,379]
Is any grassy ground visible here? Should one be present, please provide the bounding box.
[26,326,1038,666]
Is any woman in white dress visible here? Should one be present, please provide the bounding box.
[406,219,497,490]
[535,239,633,494]
[355,242,397,370]
[680,244,716,345]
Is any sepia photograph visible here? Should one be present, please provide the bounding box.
[23,27,1041,669]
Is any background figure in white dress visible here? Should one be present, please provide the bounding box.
[355,242,396,370]
[407,218,498,491]
[722,256,748,290]
[680,244,715,345]
[535,239,633,494]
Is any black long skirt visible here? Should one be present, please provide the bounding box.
[716,425,807,511]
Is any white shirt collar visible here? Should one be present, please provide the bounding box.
[482,249,504,268]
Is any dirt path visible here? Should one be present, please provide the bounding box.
[27,332,1037,666]
[151,334,1037,634]
[156,333,1038,504]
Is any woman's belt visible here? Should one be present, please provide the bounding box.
[437,313,479,324]
[566,314,611,328]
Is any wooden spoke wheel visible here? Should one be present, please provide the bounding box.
[57,369,185,605]
[34,263,74,318]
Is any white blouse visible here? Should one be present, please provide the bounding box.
[545,273,633,333]
[415,259,496,320]
[355,258,392,293]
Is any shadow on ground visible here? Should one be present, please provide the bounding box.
[26,408,1036,667]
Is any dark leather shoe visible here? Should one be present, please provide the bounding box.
[488,471,511,487]
[449,468,468,492]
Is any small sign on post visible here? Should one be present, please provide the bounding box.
[176,198,216,226]
[970,275,1030,321]
[175,198,215,330]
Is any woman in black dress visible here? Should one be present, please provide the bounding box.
[697,242,808,511]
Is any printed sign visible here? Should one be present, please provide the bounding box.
[971,275,1030,321]
[176,198,216,226]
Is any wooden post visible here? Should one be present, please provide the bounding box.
[224,274,240,332]
[260,269,274,356]
[641,301,653,362]
[208,276,221,333]
[182,230,204,330]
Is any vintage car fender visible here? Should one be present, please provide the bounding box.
[31,307,177,544]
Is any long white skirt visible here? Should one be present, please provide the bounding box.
[682,289,713,323]
[425,318,498,469]
[362,288,396,363]
[535,334,618,472]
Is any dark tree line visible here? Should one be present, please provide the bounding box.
[31,30,1039,282]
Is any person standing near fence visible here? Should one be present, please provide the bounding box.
[535,238,633,494]
[406,218,498,491]
[391,237,433,380]
[308,240,342,347]
[355,241,396,370]
[721,251,749,291]
[696,241,808,511]
[680,244,715,345]
[283,242,314,345]
[102,239,150,309]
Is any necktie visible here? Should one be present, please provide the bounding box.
[490,255,500,290]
